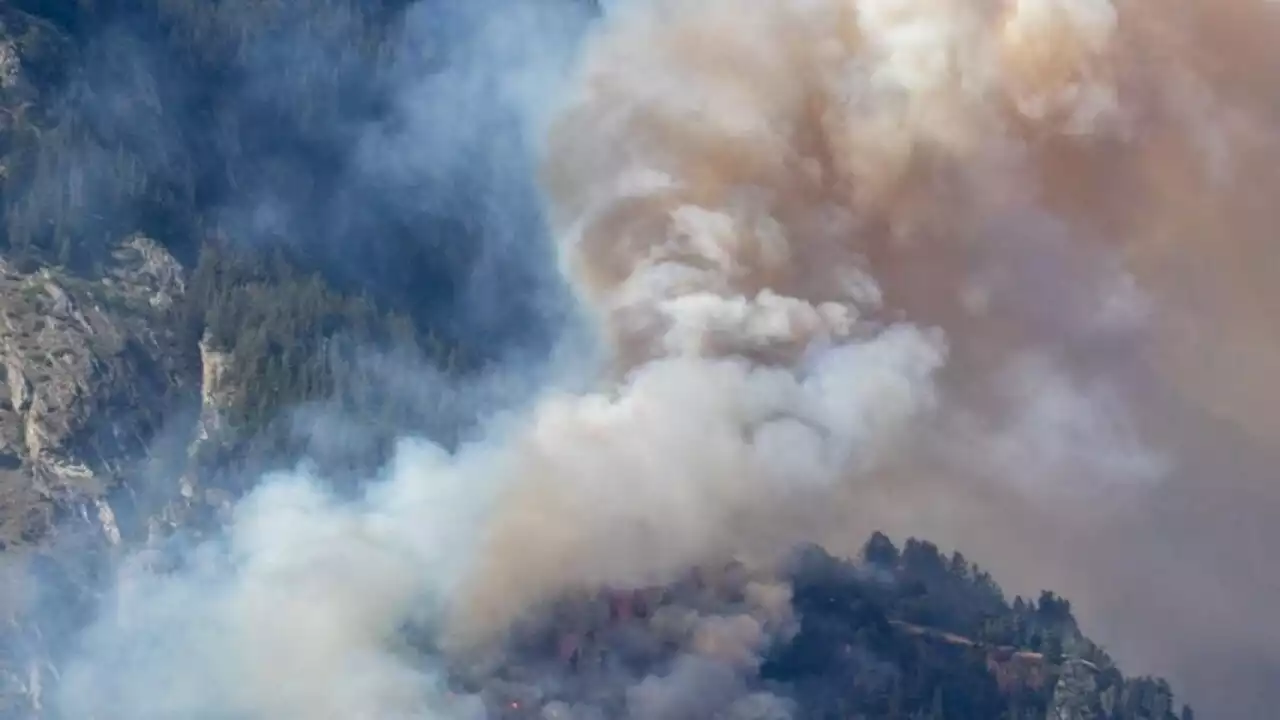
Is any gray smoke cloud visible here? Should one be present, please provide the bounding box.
[58,440,491,719]
[36,0,1280,718]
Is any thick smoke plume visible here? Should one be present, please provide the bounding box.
[49,0,1280,718]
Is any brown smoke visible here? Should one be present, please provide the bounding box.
[450,0,1280,716]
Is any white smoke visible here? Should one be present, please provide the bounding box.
[58,440,493,719]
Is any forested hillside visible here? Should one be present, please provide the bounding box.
[0,0,571,481]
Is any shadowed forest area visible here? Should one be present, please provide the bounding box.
[0,0,580,471]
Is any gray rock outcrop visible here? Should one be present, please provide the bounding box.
[0,234,194,550]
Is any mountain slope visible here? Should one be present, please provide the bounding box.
[0,3,1198,720]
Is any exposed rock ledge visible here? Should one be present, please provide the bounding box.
[0,234,193,550]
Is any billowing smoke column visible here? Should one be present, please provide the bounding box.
[450,0,1153,644]
[455,0,1280,713]
[50,0,1280,718]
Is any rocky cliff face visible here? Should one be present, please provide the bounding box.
[0,22,252,703]
[0,232,205,718]
[0,233,194,551]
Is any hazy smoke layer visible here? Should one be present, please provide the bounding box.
[53,0,1280,718]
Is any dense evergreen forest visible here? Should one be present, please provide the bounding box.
[0,0,588,472]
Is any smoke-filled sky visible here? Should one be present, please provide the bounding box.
[37,0,1280,718]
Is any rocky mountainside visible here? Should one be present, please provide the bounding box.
[0,234,191,547]
[0,3,1196,720]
